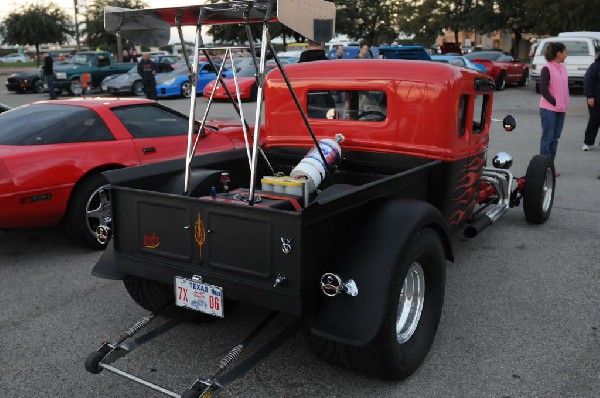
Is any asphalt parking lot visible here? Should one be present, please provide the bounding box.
[1,70,600,398]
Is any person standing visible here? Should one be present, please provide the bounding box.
[355,44,372,59]
[43,53,57,100]
[137,53,158,100]
[298,40,328,63]
[582,54,600,151]
[122,49,136,63]
[538,42,569,174]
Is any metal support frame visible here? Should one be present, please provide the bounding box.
[86,306,300,398]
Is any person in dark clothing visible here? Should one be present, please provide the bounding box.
[298,40,328,63]
[137,53,158,100]
[335,45,344,59]
[122,49,137,63]
[42,53,57,100]
[582,54,600,151]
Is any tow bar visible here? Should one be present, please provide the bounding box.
[85,305,300,397]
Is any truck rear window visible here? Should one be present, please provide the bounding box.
[307,90,387,122]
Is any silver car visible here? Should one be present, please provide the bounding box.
[100,63,175,96]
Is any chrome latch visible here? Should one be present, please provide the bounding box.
[320,273,358,297]
[273,273,287,288]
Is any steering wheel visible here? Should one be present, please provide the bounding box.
[357,110,386,121]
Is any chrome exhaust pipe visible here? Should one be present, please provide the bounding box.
[463,203,509,238]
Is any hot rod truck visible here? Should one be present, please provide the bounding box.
[86,1,556,397]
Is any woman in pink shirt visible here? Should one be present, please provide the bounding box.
[538,42,569,173]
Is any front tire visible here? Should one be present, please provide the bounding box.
[132,80,145,96]
[307,228,446,380]
[523,155,555,224]
[181,81,192,98]
[64,173,111,249]
[495,72,506,91]
[518,69,529,86]
[32,78,44,93]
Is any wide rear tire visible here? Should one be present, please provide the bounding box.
[132,80,145,96]
[306,228,446,380]
[518,69,529,86]
[523,155,555,224]
[32,78,45,93]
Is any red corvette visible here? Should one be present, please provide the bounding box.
[464,51,529,91]
[0,99,237,249]
[203,65,275,100]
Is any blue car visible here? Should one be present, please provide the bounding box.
[430,55,488,74]
[378,46,431,61]
[156,62,232,98]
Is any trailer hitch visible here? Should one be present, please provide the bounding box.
[85,306,301,397]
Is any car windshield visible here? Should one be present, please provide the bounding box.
[71,54,95,66]
[128,66,137,73]
[0,104,113,145]
[465,52,502,61]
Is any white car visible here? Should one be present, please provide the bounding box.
[0,53,30,63]
[531,35,600,92]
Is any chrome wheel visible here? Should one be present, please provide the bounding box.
[396,262,425,344]
[542,167,554,212]
[182,81,192,98]
[133,80,145,96]
[85,184,111,239]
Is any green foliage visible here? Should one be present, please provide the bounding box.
[84,0,147,53]
[333,0,399,45]
[527,0,598,35]
[0,3,72,64]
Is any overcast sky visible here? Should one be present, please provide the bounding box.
[0,1,210,43]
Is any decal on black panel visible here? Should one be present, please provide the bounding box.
[195,212,206,256]
[281,238,292,255]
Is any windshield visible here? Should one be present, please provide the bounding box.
[71,54,95,66]
[465,52,501,61]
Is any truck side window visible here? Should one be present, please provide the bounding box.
[457,95,468,137]
[307,90,386,122]
[97,56,110,67]
[472,94,489,134]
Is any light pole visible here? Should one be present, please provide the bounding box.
[73,0,81,51]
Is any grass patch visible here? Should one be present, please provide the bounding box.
[0,62,38,68]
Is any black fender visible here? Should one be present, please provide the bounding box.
[92,240,126,280]
[310,198,453,346]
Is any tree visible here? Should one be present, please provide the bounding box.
[84,0,147,55]
[333,0,399,45]
[0,3,71,66]
[526,0,597,35]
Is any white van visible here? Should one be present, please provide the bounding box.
[531,35,600,92]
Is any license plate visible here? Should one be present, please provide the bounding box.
[175,276,224,317]
[55,72,67,79]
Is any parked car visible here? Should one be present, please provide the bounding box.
[100,63,175,96]
[44,51,133,95]
[149,54,181,66]
[464,51,529,90]
[431,55,488,73]
[156,62,232,98]
[203,64,276,100]
[0,53,30,63]
[531,35,600,92]
[6,71,47,93]
[378,46,431,60]
[0,99,237,249]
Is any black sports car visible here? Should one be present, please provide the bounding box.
[6,71,44,93]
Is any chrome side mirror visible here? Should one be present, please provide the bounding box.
[492,152,513,169]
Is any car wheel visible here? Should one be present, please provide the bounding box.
[495,72,506,91]
[64,173,111,249]
[70,79,82,96]
[518,69,529,86]
[32,78,45,93]
[306,228,446,380]
[132,80,145,96]
[181,81,192,98]
[523,155,555,224]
